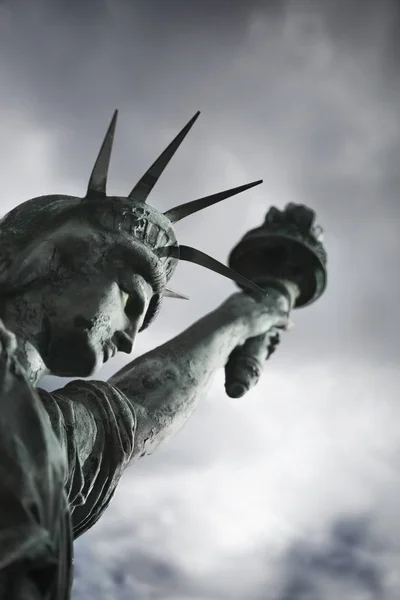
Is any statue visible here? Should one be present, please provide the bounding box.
[0,111,327,599]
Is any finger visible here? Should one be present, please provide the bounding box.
[268,307,289,329]
[225,333,269,398]
[272,312,294,331]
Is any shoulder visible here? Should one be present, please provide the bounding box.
[37,379,137,458]
[37,380,138,538]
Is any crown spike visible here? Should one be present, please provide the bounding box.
[86,110,118,198]
[128,111,200,203]
[164,180,263,223]
[164,288,189,300]
[162,245,268,297]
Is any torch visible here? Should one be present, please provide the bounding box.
[224,203,327,398]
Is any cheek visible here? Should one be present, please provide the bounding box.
[96,290,130,334]
[2,291,44,331]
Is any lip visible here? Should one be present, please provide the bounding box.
[103,341,117,363]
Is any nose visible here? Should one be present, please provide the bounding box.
[113,331,134,354]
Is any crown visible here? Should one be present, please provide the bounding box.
[81,109,269,299]
[0,111,270,330]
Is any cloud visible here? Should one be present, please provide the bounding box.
[1,0,399,598]
[272,517,396,600]
[70,361,400,599]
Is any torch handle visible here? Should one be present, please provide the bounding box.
[224,333,271,398]
[224,281,297,398]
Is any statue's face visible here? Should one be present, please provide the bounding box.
[42,268,153,378]
[7,226,154,377]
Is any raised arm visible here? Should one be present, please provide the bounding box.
[109,289,291,460]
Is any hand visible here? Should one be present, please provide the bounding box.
[221,289,291,340]
[222,289,292,398]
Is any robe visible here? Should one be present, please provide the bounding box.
[0,347,136,599]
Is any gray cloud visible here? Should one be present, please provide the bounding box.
[2,0,399,366]
[274,518,386,600]
[1,0,400,599]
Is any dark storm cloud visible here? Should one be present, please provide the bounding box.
[273,518,386,600]
[72,514,395,599]
[1,0,273,137]
[72,540,190,600]
[74,547,187,599]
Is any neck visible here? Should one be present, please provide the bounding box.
[1,312,48,386]
[14,337,49,386]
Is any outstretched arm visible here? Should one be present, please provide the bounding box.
[109,288,291,461]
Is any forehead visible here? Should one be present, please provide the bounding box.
[50,222,155,288]
[51,221,105,257]
[38,225,119,286]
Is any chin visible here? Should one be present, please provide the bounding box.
[44,330,102,377]
[53,361,100,378]
[46,354,101,378]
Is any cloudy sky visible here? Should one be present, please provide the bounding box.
[1,0,400,598]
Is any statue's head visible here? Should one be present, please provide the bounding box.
[0,111,266,377]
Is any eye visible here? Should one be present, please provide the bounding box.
[124,291,146,319]
[120,290,130,306]
[117,271,150,319]
[118,281,146,319]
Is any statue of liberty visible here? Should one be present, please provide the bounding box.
[0,111,326,598]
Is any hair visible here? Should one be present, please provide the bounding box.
[0,196,170,330]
